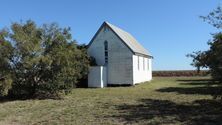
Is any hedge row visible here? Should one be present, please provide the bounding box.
[152,70,209,77]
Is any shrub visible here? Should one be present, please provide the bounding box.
[152,70,209,77]
[0,20,90,98]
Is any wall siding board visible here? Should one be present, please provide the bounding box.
[88,26,134,85]
[88,24,152,86]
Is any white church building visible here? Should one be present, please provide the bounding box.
[87,22,152,88]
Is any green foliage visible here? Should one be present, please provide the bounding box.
[188,6,222,99]
[0,76,13,96]
[205,33,222,81]
[0,30,14,96]
[0,20,90,98]
[186,51,207,73]
[200,6,222,29]
[89,57,97,66]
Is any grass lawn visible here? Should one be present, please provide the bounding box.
[0,77,221,125]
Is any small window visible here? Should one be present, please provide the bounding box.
[143,57,145,71]
[147,59,149,71]
[138,56,140,70]
[104,26,109,32]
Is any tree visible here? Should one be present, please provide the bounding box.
[186,51,207,73]
[0,20,90,98]
[187,6,222,99]
[200,6,222,29]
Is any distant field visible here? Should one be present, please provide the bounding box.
[0,77,221,125]
[153,70,209,77]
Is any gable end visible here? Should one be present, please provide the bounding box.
[88,22,152,58]
[87,22,135,54]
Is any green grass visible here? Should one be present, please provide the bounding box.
[0,77,221,125]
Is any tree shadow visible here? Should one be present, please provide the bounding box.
[156,86,220,95]
[0,94,63,104]
[177,79,212,82]
[156,78,221,96]
[111,99,222,125]
[0,96,33,103]
[177,79,220,86]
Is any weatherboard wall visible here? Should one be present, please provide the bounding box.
[88,25,134,85]
[88,66,107,88]
[133,55,152,84]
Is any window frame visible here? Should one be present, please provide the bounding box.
[143,57,145,71]
[147,58,149,71]
[104,41,108,64]
[138,56,140,70]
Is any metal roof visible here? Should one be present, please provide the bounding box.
[88,22,152,57]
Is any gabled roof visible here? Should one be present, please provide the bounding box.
[88,22,152,57]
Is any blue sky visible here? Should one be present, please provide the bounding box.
[0,0,221,70]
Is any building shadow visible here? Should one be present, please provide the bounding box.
[110,99,222,125]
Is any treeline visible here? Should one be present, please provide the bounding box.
[152,70,209,77]
[0,20,90,99]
